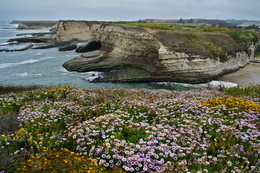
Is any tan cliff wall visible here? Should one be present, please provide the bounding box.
[155,42,251,82]
[56,21,159,71]
[56,21,257,83]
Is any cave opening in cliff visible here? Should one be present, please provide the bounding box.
[76,41,101,53]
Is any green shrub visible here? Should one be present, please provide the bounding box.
[0,85,41,95]
[220,85,260,98]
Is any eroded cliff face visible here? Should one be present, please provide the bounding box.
[56,21,159,72]
[57,21,257,83]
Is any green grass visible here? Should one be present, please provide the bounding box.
[0,85,42,95]
[255,46,260,57]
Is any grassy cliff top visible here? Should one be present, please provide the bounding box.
[115,22,259,58]
[118,22,259,44]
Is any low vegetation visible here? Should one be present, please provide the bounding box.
[0,85,41,95]
[0,85,259,172]
[220,85,260,98]
[255,46,260,58]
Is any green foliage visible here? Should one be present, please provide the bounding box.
[255,46,260,57]
[0,114,19,135]
[114,125,148,143]
[227,30,259,51]
[220,84,260,98]
[0,85,41,95]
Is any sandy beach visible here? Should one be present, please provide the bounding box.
[218,58,260,86]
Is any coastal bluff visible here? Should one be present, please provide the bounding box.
[57,21,259,83]
[15,20,57,30]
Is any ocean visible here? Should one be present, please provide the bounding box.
[0,20,207,90]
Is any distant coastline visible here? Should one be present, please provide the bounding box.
[11,20,57,30]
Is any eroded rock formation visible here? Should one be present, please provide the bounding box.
[58,21,258,83]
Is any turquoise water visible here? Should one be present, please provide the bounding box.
[0,21,203,90]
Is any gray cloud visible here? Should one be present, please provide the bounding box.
[0,0,259,21]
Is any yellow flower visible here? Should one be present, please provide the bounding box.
[202,97,259,113]
[16,148,111,172]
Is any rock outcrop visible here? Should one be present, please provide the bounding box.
[16,21,57,30]
[58,21,259,83]
[8,37,52,43]
[0,43,34,52]
[57,21,159,74]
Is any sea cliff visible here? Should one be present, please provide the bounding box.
[15,21,57,30]
[57,21,259,83]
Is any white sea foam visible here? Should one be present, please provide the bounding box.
[154,81,238,89]
[0,56,55,69]
[0,43,32,50]
[0,28,16,31]
[0,59,39,69]
[35,52,42,56]
[82,71,103,82]
[58,66,69,73]
[155,82,204,88]
[207,81,238,88]
[15,72,30,77]
[14,72,42,77]
[0,42,10,46]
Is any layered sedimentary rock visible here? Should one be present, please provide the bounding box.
[16,21,57,30]
[57,21,159,74]
[58,21,258,83]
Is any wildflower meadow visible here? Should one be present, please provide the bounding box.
[0,86,259,172]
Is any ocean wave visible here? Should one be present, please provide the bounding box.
[154,81,238,89]
[35,52,42,56]
[0,24,18,30]
[57,66,81,74]
[14,72,42,77]
[0,56,55,69]
[207,80,238,88]
[0,42,10,46]
[82,71,103,82]
[0,28,16,30]
[155,82,205,88]
[58,66,69,73]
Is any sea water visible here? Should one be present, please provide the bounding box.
[0,21,211,90]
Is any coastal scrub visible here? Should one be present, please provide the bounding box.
[0,86,259,172]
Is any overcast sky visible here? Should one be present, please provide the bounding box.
[0,0,259,21]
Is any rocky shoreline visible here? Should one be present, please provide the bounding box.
[2,20,260,84]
